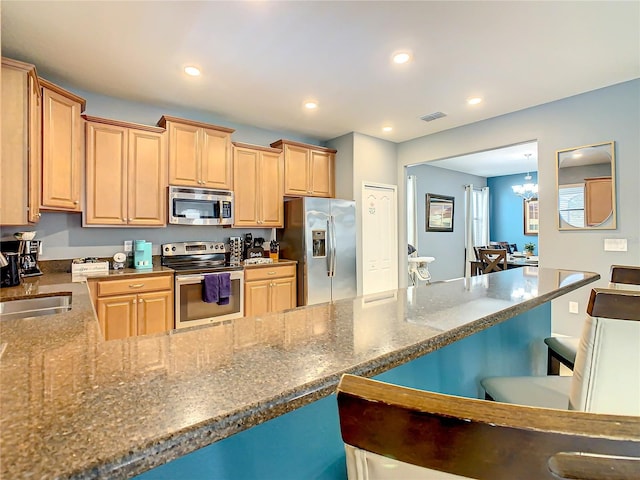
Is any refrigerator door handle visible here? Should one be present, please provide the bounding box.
[326,219,333,276]
[330,215,337,277]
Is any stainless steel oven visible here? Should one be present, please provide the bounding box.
[174,270,244,329]
[161,241,244,329]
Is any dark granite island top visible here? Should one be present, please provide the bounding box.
[0,267,599,479]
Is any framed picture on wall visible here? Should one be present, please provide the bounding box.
[524,199,539,235]
[426,193,454,232]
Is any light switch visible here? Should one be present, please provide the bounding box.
[604,238,627,252]
[569,301,579,314]
[124,240,133,252]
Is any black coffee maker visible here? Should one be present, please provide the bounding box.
[0,238,42,280]
[0,252,21,287]
[18,240,42,277]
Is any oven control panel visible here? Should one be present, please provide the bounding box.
[161,242,228,256]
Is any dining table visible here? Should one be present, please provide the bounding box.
[471,254,538,276]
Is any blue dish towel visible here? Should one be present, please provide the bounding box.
[218,273,231,306]
[202,274,219,303]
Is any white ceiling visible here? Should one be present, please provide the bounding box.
[424,141,538,178]
[2,1,639,174]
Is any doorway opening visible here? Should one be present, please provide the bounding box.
[405,141,539,281]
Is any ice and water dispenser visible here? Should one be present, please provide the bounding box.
[312,230,326,258]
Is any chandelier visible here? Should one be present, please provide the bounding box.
[512,154,538,200]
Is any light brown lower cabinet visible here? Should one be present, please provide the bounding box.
[91,274,173,340]
[244,264,296,318]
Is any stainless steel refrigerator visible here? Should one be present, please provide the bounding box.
[278,197,357,306]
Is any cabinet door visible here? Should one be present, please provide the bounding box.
[201,128,232,189]
[1,65,29,225]
[271,277,297,312]
[167,121,200,186]
[244,279,271,317]
[41,86,82,211]
[28,74,42,223]
[283,144,310,196]
[137,290,173,335]
[309,150,334,197]
[233,146,259,226]
[97,294,137,340]
[85,122,128,225]
[585,177,613,226]
[259,150,284,227]
[128,129,167,226]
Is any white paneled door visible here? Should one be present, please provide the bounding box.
[362,183,398,295]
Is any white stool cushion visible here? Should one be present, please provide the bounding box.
[345,444,468,480]
[480,376,571,410]
[570,316,640,415]
[544,336,579,364]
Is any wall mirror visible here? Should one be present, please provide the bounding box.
[556,141,616,230]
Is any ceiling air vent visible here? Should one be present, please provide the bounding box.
[420,111,447,122]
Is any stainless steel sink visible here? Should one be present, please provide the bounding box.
[0,294,71,320]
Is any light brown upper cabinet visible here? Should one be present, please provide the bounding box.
[1,58,42,225]
[157,116,234,190]
[233,142,283,227]
[270,139,336,198]
[40,78,85,212]
[84,115,167,226]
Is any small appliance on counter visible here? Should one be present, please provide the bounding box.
[0,252,21,287]
[1,233,43,278]
[133,240,152,269]
[243,233,253,260]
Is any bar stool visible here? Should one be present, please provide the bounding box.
[481,288,640,415]
[545,265,640,374]
[337,374,640,480]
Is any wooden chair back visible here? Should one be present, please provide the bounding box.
[610,265,640,285]
[477,248,507,273]
[337,374,640,479]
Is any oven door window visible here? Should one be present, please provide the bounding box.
[173,198,216,220]
[178,277,242,324]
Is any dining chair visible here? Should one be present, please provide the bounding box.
[481,288,640,415]
[476,248,507,274]
[545,265,640,374]
[337,374,640,480]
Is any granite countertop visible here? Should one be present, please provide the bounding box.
[0,267,599,479]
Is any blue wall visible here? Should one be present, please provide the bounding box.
[137,303,550,480]
[487,172,538,254]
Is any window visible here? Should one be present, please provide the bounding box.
[558,183,585,228]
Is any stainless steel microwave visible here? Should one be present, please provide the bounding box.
[168,186,234,226]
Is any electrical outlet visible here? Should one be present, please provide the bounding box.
[569,301,579,314]
[123,240,133,252]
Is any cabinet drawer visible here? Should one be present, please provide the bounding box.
[244,264,296,282]
[96,274,173,297]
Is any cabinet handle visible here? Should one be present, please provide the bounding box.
[129,283,145,288]
[267,271,276,275]
[132,299,137,304]
[128,218,132,222]
[37,213,42,218]
[122,218,126,222]
[74,200,79,205]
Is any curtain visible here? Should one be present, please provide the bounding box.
[407,175,418,252]
[464,185,490,277]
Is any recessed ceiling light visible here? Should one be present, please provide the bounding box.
[467,97,482,105]
[392,51,412,64]
[382,126,393,132]
[304,100,318,110]
[184,66,201,77]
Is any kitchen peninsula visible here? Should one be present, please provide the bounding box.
[0,267,598,479]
